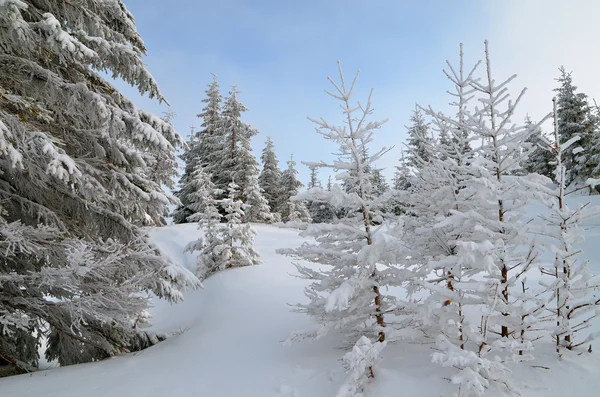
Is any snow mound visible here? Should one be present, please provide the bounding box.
[2,213,600,397]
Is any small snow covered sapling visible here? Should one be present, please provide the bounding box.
[279,62,407,396]
[187,181,261,280]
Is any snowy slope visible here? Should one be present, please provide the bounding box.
[3,202,600,397]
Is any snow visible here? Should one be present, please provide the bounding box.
[3,199,600,396]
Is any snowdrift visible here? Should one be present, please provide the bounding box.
[2,203,600,396]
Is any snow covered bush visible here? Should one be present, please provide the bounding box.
[0,0,199,371]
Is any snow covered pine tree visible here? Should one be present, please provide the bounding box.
[173,74,222,223]
[0,0,199,372]
[537,99,600,355]
[258,136,284,221]
[278,154,311,223]
[186,181,261,280]
[279,62,408,396]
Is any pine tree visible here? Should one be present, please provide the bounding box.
[0,0,199,371]
[370,168,389,197]
[278,63,407,394]
[304,163,337,223]
[243,173,276,223]
[183,165,223,279]
[413,42,547,396]
[186,181,260,279]
[173,75,222,223]
[405,107,433,168]
[554,67,599,187]
[307,164,322,189]
[408,45,484,390]
[392,150,412,191]
[258,136,283,216]
[536,99,600,354]
[279,155,310,223]
[521,117,554,178]
[440,42,548,393]
[212,87,260,199]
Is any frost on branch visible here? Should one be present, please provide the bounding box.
[336,336,387,397]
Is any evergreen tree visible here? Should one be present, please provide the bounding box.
[173,74,222,223]
[258,136,283,215]
[554,67,598,186]
[212,87,260,199]
[305,164,337,223]
[370,168,389,197]
[522,117,554,178]
[186,181,260,279]
[279,155,310,222]
[536,99,600,354]
[0,0,199,371]
[435,42,547,394]
[243,173,276,223]
[392,150,412,191]
[405,107,433,168]
[307,164,322,189]
[183,165,223,279]
[278,64,408,394]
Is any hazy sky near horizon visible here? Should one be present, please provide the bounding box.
[115,0,600,185]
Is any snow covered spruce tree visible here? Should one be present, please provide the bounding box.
[211,86,262,200]
[243,172,276,223]
[536,99,600,355]
[278,154,310,223]
[402,45,508,397]
[407,42,549,396]
[278,63,408,394]
[405,44,479,362]
[405,107,433,169]
[182,164,223,279]
[554,67,599,188]
[427,42,550,396]
[305,163,337,223]
[258,136,283,220]
[187,181,260,280]
[0,0,199,371]
[521,116,554,179]
[173,74,222,223]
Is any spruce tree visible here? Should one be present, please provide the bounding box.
[536,99,600,354]
[183,165,223,279]
[554,67,598,187]
[173,74,222,223]
[522,117,554,178]
[435,42,548,394]
[307,164,322,189]
[392,150,412,191]
[370,168,389,197]
[186,181,260,279]
[212,87,260,199]
[278,155,310,223]
[405,107,433,168]
[305,164,337,223]
[258,136,283,216]
[0,0,199,371]
[243,173,276,223]
[278,63,408,394]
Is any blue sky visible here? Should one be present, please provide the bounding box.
[114,0,600,185]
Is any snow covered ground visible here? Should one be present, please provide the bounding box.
[2,198,600,397]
